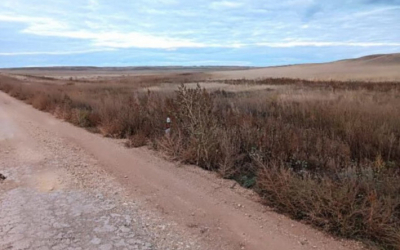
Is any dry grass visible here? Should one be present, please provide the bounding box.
[1,74,400,249]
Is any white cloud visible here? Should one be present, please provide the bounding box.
[154,0,179,4]
[87,0,99,11]
[0,12,249,50]
[0,14,50,23]
[0,14,68,34]
[22,27,208,49]
[256,41,400,47]
[353,6,400,17]
[0,13,207,49]
[210,1,243,9]
[0,48,115,56]
[91,32,207,49]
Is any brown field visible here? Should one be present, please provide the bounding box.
[1,54,400,249]
[0,66,249,81]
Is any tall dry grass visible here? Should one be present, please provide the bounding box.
[1,74,400,249]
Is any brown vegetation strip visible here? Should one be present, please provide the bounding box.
[217,78,400,92]
[1,74,400,249]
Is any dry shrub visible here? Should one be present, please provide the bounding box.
[126,132,148,148]
[0,83,12,93]
[31,94,50,111]
[96,92,164,138]
[55,102,74,121]
[217,128,243,178]
[69,109,91,127]
[168,84,220,169]
[257,162,400,249]
[156,131,185,160]
[96,95,132,137]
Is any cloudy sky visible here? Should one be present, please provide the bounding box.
[0,0,399,67]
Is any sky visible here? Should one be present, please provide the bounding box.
[0,0,399,67]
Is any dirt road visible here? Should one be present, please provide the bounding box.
[0,91,362,250]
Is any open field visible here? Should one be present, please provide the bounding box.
[1,59,400,249]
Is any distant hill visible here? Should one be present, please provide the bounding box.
[214,53,400,82]
[339,53,400,66]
